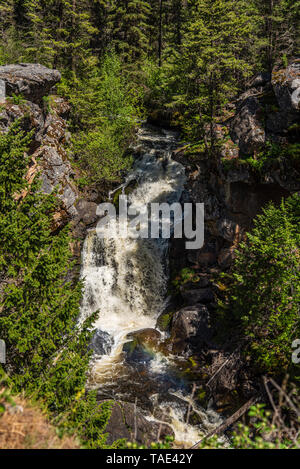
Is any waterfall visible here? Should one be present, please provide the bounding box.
[80,125,224,447]
[80,126,185,378]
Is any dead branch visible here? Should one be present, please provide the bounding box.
[267,377,300,419]
[190,396,259,449]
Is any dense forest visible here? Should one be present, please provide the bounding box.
[1,0,299,180]
[0,0,299,451]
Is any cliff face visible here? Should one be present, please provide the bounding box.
[0,63,101,262]
[168,61,300,409]
[172,61,300,272]
[0,64,78,220]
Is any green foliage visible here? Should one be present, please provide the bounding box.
[169,0,255,141]
[7,93,26,105]
[58,53,142,182]
[223,141,300,173]
[220,195,300,374]
[108,0,151,65]
[0,0,299,451]
[201,404,300,449]
[250,0,300,71]
[0,122,111,447]
[0,0,297,146]
[0,370,15,415]
[17,0,98,75]
[156,311,174,332]
[231,404,299,449]
[172,267,201,290]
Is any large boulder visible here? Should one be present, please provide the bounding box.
[0,63,61,103]
[127,328,161,346]
[123,329,162,364]
[229,96,266,156]
[170,304,213,354]
[272,61,300,112]
[37,144,78,218]
[89,329,114,356]
[266,61,300,134]
[103,401,174,446]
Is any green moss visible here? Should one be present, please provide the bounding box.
[112,188,123,209]
[7,93,26,105]
[156,311,174,332]
[172,267,200,291]
[123,338,138,356]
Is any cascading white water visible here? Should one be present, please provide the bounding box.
[80,126,185,381]
[80,125,223,447]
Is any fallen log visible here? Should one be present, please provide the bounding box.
[190,396,259,449]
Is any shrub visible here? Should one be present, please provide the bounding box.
[220,195,300,374]
[0,122,111,448]
[58,53,143,182]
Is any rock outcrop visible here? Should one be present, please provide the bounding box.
[0,63,61,104]
[103,401,174,446]
[228,60,300,155]
[0,64,79,224]
[172,60,300,273]
[89,329,114,357]
[0,63,102,255]
[170,304,213,355]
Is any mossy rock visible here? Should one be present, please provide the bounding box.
[112,180,138,210]
[123,329,161,364]
[156,311,174,332]
[188,410,203,426]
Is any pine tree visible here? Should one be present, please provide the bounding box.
[162,0,188,62]
[0,121,97,414]
[220,195,300,374]
[17,0,97,75]
[0,0,23,64]
[251,0,300,71]
[89,0,112,58]
[172,0,256,145]
[108,0,151,64]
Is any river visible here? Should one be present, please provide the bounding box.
[80,125,223,448]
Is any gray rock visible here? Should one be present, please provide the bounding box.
[170,304,213,354]
[89,329,114,356]
[103,401,174,446]
[272,62,300,112]
[0,63,61,103]
[61,184,77,210]
[0,99,45,143]
[181,288,214,305]
[230,96,265,155]
[35,145,78,216]
[0,79,5,103]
